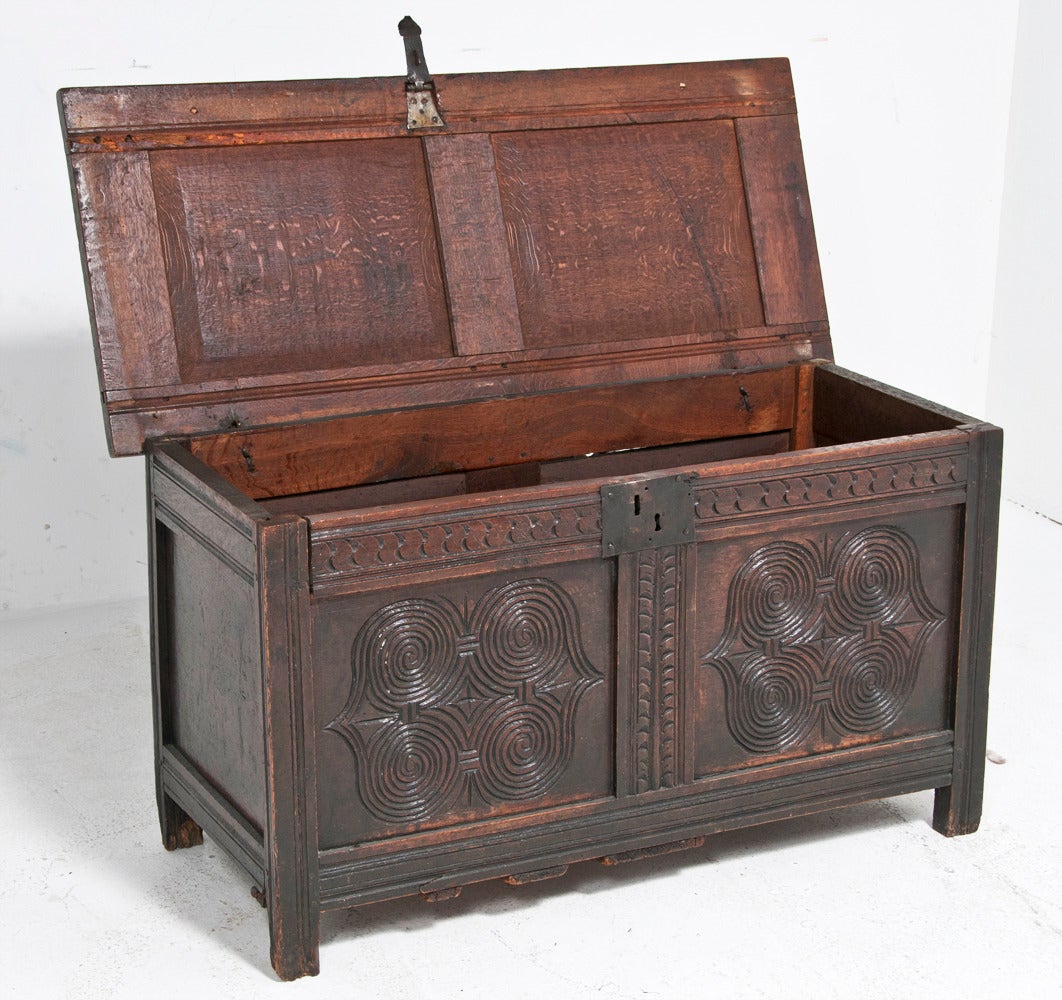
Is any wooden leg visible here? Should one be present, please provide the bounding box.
[260,519,321,980]
[159,793,203,851]
[932,426,1002,839]
[933,785,980,837]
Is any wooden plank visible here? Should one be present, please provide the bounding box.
[736,115,828,327]
[102,322,829,455]
[424,134,523,355]
[70,152,180,397]
[791,363,815,449]
[59,60,796,151]
[190,368,798,498]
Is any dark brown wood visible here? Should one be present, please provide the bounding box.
[259,517,320,980]
[504,865,569,885]
[600,835,705,865]
[151,140,451,383]
[61,46,1001,982]
[934,424,1003,835]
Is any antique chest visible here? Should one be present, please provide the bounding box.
[60,20,1001,980]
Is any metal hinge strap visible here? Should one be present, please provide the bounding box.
[398,16,446,130]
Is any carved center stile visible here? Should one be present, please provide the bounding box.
[327,578,602,824]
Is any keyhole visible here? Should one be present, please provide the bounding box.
[634,494,642,516]
[654,513,662,532]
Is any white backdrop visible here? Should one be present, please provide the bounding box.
[0,1,1022,617]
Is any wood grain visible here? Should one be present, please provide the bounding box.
[59,59,797,151]
[736,114,828,326]
[150,140,452,382]
[424,134,523,355]
[190,368,798,498]
[71,152,180,394]
[494,121,763,350]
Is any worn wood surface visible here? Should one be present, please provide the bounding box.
[62,58,832,456]
[61,45,1002,982]
[190,369,798,498]
[60,59,797,148]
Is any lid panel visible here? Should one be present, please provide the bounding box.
[493,120,764,350]
[61,57,832,456]
[151,139,452,383]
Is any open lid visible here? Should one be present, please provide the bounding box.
[60,23,830,456]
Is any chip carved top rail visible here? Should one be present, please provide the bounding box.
[693,449,968,524]
[310,497,602,589]
[309,446,968,588]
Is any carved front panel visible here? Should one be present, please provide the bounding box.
[693,508,960,775]
[312,562,614,848]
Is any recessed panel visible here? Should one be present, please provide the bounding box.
[312,561,616,849]
[493,121,764,349]
[151,140,452,381]
[693,507,960,776]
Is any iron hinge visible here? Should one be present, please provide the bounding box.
[398,16,446,130]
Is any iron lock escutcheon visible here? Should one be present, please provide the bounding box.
[600,473,697,557]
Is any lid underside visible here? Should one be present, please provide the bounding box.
[61,58,830,456]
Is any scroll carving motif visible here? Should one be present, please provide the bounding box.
[327,578,602,823]
[694,453,966,522]
[703,525,944,754]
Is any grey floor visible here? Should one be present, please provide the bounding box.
[2,500,1060,998]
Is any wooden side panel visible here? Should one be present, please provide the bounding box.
[494,121,763,350]
[311,561,615,850]
[692,506,961,777]
[148,447,266,831]
[423,134,523,355]
[737,115,828,328]
[814,365,967,444]
[70,153,180,396]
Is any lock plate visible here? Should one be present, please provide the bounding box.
[600,474,697,557]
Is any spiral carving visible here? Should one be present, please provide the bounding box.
[330,576,602,826]
[724,649,818,753]
[828,527,916,629]
[731,541,820,643]
[353,598,463,712]
[475,699,566,801]
[359,717,461,823]
[472,580,570,689]
[704,524,945,755]
[828,632,915,733]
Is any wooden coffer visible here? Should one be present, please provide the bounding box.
[60,29,1001,980]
